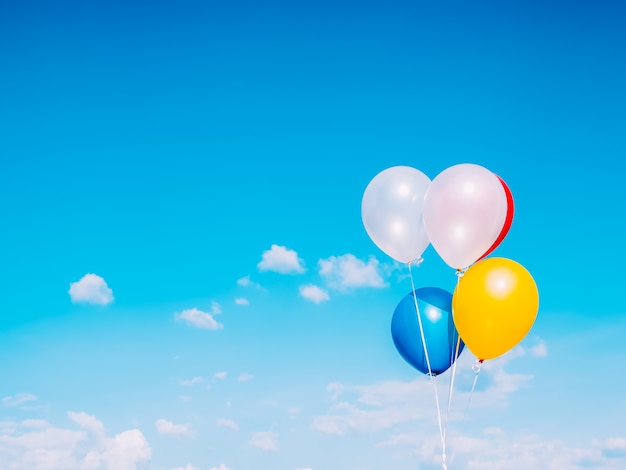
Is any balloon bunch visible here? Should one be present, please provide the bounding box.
[362,163,538,366]
[362,163,539,468]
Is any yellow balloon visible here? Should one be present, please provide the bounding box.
[452,257,539,361]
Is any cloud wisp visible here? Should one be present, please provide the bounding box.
[155,419,194,438]
[175,305,223,331]
[216,419,239,431]
[2,393,37,408]
[312,349,544,436]
[237,276,261,289]
[249,431,278,451]
[237,373,253,382]
[318,254,387,291]
[179,377,204,387]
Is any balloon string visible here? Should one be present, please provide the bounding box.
[408,259,447,470]
[466,359,483,411]
[443,270,464,464]
[444,334,462,441]
[408,259,433,378]
[432,375,447,470]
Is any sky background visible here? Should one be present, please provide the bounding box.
[1,0,625,469]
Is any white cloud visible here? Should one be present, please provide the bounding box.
[171,465,199,470]
[179,377,204,387]
[312,387,424,435]
[21,419,49,429]
[529,340,548,358]
[602,437,626,458]
[209,465,233,470]
[237,276,261,288]
[0,412,151,470]
[377,429,626,470]
[604,437,626,450]
[250,431,278,451]
[235,297,249,306]
[257,245,305,274]
[155,419,194,438]
[299,284,330,304]
[214,371,227,380]
[210,301,222,314]
[68,273,114,305]
[2,392,37,408]
[0,420,20,432]
[483,427,505,436]
[318,254,387,291]
[82,429,151,469]
[492,340,547,366]
[216,419,239,431]
[69,411,105,436]
[175,308,223,331]
[312,353,538,436]
[237,276,251,286]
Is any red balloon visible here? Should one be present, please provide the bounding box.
[477,175,514,261]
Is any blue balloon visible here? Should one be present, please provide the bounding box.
[391,287,465,376]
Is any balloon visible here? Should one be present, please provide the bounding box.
[362,166,431,263]
[477,175,514,261]
[391,287,465,375]
[422,163,508,269]
[452,257,539,361]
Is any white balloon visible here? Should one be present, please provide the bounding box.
[361,166,431,263]
[423,163,508,270]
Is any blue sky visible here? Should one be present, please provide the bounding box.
[1,0,625,468]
